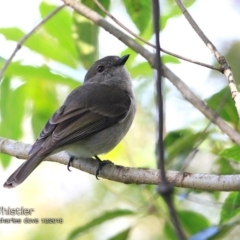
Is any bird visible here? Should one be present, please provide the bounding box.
[4,54,136,188]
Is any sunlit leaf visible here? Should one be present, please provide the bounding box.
[220,192,240,224]
[72,12,99,68]
[163,222,176,240]
[223,41,240,86]
[179,210,210,235]
[68,210,135,240]
[0,77,25,167]
[161,0,196,30]
[108,228,131,240]
[131,62,153,78]
[2,61,79,88]
[219,145,240,161]
[123,0,151,34]
[73,0,111,68]
[0,3,79,70]
[39,2,78,62]
[30,83,59,138]
[206,87,238,128]
[164,129,209,166]
[209,222,239,240]
[162,55,181,64]
[0,26,78,68]
[83,0,110,17]
[214,157,236,175]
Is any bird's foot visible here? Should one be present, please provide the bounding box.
[67,156,75,171]
[94,155,113,180]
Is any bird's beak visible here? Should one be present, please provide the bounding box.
[115,54,130,66]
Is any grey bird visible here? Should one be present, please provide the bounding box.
[4,55,136,188]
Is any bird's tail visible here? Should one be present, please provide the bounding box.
[3,154,44,188]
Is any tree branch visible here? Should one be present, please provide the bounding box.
[2,137,240,191]
[175,0,240,118]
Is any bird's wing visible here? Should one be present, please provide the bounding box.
[29,84,131,156]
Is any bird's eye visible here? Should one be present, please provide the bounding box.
[97,66,104,72]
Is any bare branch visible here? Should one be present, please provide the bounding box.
[152,1,186,239]
[161,48,221,72]
[175,0,240,118]
[152,0,166,183]
[0,4,65,83]
[2,137,240,191]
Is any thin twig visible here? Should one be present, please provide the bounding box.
[152,1,186,239]
[161,48,220,71]
[94,0,220,72]
[152,1,166,184]
[175,0,240,118]
[0,4,66,83]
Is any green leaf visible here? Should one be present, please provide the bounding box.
[164,129,209,165]
[30,82,59,138]
[219,145,240,162]
[0,77,25,167]
[108,228,131,240]
[179,210,210,235]
[224,42,240,86]
[131,62,152,78]
[0,27,25,40]
[83,0,111,17]
[2,61,79,88]
[73,0,111,67]
[162,55,181,64]
[163,210,210,239]
[0,2,80,70]
[68,210,135,240]
[163,221,177,240]
[1,61,80,140]
[161,0,196,30]
[209,222,239,240]
[72,12,99,68]
[39,2,78,62]
[122,0,151,34]
[0,26,77,68]
[214,157,235,175]
[139,19,153,41]
[220,192,240,224]
[206,87,238,128]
